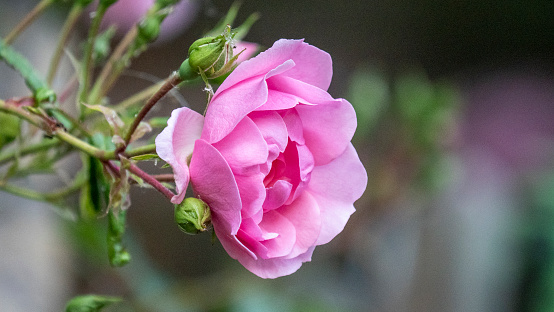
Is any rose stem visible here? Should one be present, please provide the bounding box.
[106,160,175,200]
[123,73,182,146]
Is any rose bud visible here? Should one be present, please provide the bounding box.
[174,197,211,235]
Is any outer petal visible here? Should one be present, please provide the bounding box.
[189,140,242,235]
[307,144,367,245]
[236,246,316,279]
[295,99,357,165]
[203,76,268,143]
[266,75,336,105]
[215,39,330,95]
[155,107,204,204]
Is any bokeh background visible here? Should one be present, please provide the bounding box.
[1,0,554,311]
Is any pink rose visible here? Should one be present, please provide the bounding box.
[156,39,367,278]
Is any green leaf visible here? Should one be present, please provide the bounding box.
[0,112,20,148]
[82,104,125,136]
[93,26,116,65]
[65,294,121,312]
[129,153,160,162]
[0,39,55,103]
[129,121,152,143]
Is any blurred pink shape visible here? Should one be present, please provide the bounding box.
[89,0,199,42]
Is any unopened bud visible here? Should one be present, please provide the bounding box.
[175,197,211,235]
[137,17,162,44]
[188,36,228,74]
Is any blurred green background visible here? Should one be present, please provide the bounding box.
[0,0,553,311]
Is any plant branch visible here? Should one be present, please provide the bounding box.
[123,73,182,145]
[78,3,109,108]
[127,163,175,200]
[0,139,61,166]
[88,27,138,103]
[124,144,157,158]
[47,3,84,85]
[4,0,54,45]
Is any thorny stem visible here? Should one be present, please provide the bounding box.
[3,0,54,45]
[130,174,174,184]
[128,163,175,200]
[105,160,175,200]
[47,3,84,85]
[123,73,182,145]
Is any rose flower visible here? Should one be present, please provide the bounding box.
[156,39,367,278]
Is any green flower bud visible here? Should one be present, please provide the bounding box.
[155,0,180,7]
[34,87,56,104]
[178,58,196,81]
[175,197,211,235]
[137,17,162,44]
[188,36,228,74]
[99,0,118,7]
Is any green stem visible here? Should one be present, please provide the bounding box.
[55,130,115,160]
[123,73,182,145]
[78,4,109,110]
[0,177,84,202]
[113,82,161,112]
[88,27,138,103]
[0,100,45,128]
[47,3,84,85]
[3,0,54,45]
[0,139,61,166]
[0,100,116,160]
[124,144,157,158]
[127,163,174,200]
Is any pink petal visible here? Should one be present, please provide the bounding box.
[280,109,305,145]
[189,139,242,235]
[235,246,316,279]
[277,192,321,259]
[279,40,333,91]
[234,41,259,63]
[255,89,301,111]
[307,144,367,245]
[248,111,289,154]
[259,210,296,258]
[215,227,257,260]
[215,39,304,95]
[295,99,357,165]
[266,75,335,105]
[203,76,268,143]
[211,116,268,173]
[218,39,332,95]
[235,173,266,219]
[155,107,204,204]
[263,180,293,211]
